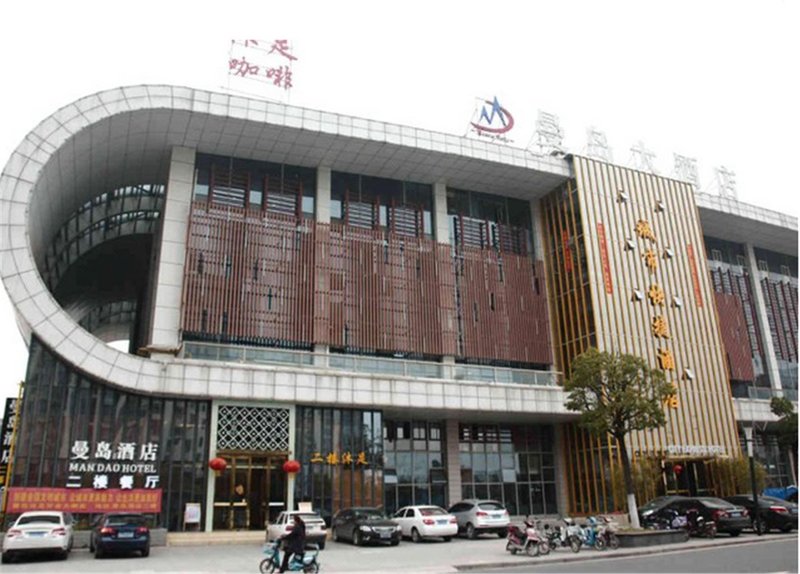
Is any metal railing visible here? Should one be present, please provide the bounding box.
[182,341,560,386]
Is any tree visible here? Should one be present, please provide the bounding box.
[564,348,675,529]
[770,396,798,482]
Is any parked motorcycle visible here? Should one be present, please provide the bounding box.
[260,540,320,573]
[685,509,717,538]
[562,517,605,550]
[596,516,620,550]
[543,522,581,553]
[505,517,551,557]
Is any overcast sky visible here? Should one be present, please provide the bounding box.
[0,0,797,405]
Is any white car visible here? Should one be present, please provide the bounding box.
[266,511,327,549]
[2,511,74,563]
[448,499,510,538]
[393,505,458,542]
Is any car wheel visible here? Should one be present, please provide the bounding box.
[1,552,12,564]
[141,544,150,557]
[754,518,769,535]
[443,536,451,542]
[318,541,325,550]
[332,528,339,542]
[497,529,506,538]
[95,545,104,559]
[411,528,422,543]
[59,549,69,560]
[780,524,793,533]
[466,523,477,539]
[729,530,741,537]
[390,539,399,546]
[353,531,362,546]
[89,538,95,553]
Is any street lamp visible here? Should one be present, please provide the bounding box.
[743,426,762,536]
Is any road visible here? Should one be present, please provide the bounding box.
[1,533,797,573]
[483,536,798,573]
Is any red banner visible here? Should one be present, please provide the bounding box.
[597,223,613,294]
[6,488,162,514]
[687,244,704,307]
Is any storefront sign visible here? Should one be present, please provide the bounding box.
[66,439,160,490]
[6,487,162,513]
[666,445,724,457]
[310,451,368,465]
[0,397,19,487]
[228,38,297,95]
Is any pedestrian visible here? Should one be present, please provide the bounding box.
[279,514,306,573]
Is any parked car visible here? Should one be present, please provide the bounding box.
[447,499,510,539]
[266,511,327,549]
[1,511,74,563]
[331,507,401,546]
[392,505,458,542]
[667,497,750,536]
[724,494,798,533]
[638,495,690,525]
[89,513,150,558]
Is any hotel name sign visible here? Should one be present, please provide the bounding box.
[666,444,725,457]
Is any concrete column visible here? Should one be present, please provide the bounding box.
[433,181,450,244]
[445,419,462,506]
[745,243,783,390]
[529,198,546,261]
[553,423,570,517]
[314,166,332,363]
[316,166,331,224]
[204,401,219,532]
[149,146,195,352]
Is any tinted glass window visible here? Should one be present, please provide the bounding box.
[478,501,504,510]
[107,514,146,526]
[18,515,60,525]
[418,507,447,516]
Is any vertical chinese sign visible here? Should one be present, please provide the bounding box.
[597,223,613,294]
[227,39,297,99]
[0,397,19,489]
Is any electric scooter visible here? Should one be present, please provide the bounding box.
[259,540,320,573]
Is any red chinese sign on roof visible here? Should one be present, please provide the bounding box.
[228,39,298,94]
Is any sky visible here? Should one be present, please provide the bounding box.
[0,0,797,406]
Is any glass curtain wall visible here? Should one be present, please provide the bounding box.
[294,407,383,524]
[459,424,557,515]
[12,338,210,531]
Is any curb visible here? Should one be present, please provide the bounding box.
[453,534,796,571]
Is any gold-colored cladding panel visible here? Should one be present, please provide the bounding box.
[571,156,740,460]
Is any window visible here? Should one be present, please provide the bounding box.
[711,249,723,262]
[758,260,769,272]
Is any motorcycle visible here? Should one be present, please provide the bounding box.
[543,522,581,553]
[260,540,320,573]
[596,516,620,550]
[685,509,717,538]
[562,517,605,551]
[505,517,551,557]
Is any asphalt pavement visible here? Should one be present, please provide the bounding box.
[0,530,796,573]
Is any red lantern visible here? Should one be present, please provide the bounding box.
[673,463,683,476]
[283,460,301,476]
[209,457,228,477]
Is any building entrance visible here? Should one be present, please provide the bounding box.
[213,453,287,530]
[665,459,713,497]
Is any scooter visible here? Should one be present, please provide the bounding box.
[543,522,581,553]
[582,517,607,550]
[685,509,717,538]
[505,517,551,557]
[562,517,605,551]
[596,516,620,550]
[260,540,320,573]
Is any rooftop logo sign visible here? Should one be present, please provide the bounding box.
[469,96,515,143]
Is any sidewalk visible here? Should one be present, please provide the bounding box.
[317,531,798,573]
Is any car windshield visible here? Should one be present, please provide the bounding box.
[107,514,146,526]
[419,507,447,516]
[696,497,734,509]
[639,497,671,511]
[355,510,385,520]
[478,502,504,511]
[18,514,60,525]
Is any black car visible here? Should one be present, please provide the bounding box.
[89,513,150,558]
[331,507,401,546]
[665,497,750,536]
[724,494,798,534]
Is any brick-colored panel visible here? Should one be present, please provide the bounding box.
[457,247,551,364]
[713,292,755,383]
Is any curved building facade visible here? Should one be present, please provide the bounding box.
[1,85,796,530]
